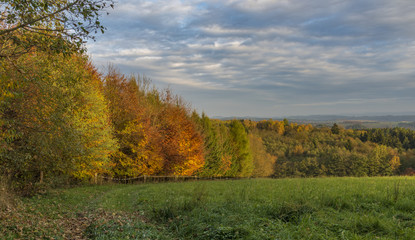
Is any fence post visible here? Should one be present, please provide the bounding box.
[39,170,44,184]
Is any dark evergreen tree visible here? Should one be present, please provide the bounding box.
[331,123,340,134]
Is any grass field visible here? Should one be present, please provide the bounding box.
[2,177,415,239]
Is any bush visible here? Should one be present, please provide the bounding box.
[0,176,16,210]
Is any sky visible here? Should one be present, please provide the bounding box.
[87,0,415,118]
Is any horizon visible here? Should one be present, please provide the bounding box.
[88,0,415,117]
[211,113,415,121]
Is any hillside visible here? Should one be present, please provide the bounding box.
[2,178,415,239]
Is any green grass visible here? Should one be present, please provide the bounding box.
[2,177,415,239]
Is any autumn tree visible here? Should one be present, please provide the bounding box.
[103,70,205,177]
[103,69,163,177]
[0,52,117,192]
[368,145,400,176]
[249,132,276,177]
[158,90,204,176]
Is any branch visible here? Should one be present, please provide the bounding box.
[0,0,81,36]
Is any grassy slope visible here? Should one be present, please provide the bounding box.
[2,177,415,239]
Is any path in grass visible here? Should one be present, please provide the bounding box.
[2,177,415,239]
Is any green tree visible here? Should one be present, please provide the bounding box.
[197,113,224,176]
[0,0,114,58]
[348,152,369,177]
[368,145,392,176]
[228,120,253,177]
[331,123,340,134]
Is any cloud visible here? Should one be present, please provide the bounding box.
[87,0,415,117]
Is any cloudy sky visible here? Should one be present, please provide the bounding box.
[87,0,415,118]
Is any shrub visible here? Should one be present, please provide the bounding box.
[0,176,15,210]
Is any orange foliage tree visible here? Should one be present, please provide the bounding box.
[103,69,163,177]
[158,91,204,176]
[103,70,204,177]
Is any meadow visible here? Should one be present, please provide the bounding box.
[2,177,415,239]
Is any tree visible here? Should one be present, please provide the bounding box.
[158,93,204,176]
[196,114,233,177]
[331,123,340,134]
[348,152,369,177]
[367,145,397,176]
[196,113,223,176]
[0,0,114,58]
[103,70,205,177]
[228,120,253,177]
[249,133,276,177]
[103,70,164,177]
[0,52,117,191]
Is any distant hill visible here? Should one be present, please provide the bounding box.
[213,114,415,130]
[214,115,415,122]
[287,115,415,122]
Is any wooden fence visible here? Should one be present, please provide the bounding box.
[97,175,249,184]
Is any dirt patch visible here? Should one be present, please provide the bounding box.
[1,206,147,239]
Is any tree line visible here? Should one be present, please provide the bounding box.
[0,49,257,194]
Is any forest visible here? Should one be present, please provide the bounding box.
[1,0,415,196]
[2,49,415,195]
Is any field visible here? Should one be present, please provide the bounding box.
[2,177,415,239]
